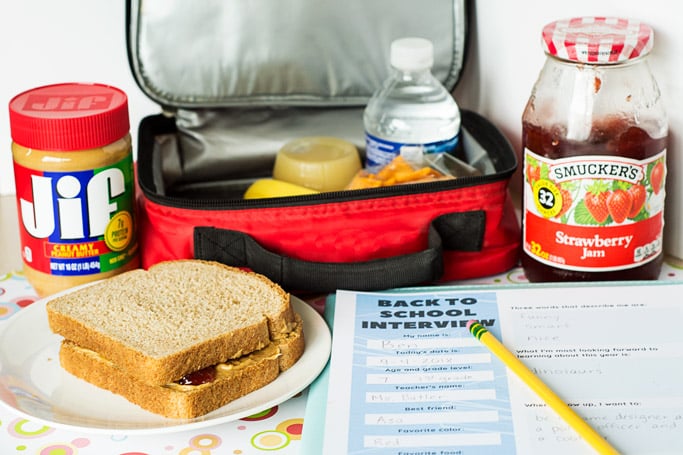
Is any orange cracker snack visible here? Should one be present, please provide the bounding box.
[346,156,451,190]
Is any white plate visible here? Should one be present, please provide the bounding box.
[0,292,331,435]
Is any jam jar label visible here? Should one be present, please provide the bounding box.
[13,155,137,277]
[523,149,666,271]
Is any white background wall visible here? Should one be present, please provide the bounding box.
[1,0,682,258]
[0,0,159,196]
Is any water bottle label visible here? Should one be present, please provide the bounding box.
[364,133,459,172]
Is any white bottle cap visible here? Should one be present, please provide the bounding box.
[390,37,434,71]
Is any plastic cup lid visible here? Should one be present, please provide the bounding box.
[390,37,434,71]
[542,17,654,64]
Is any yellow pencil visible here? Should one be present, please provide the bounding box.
[466,320,620,455]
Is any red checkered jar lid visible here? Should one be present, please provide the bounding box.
[541,16,654,64]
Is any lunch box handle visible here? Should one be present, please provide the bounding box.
[193,211,485,293]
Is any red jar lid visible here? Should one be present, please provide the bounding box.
[9,82,130,151]
[542,17,654,64]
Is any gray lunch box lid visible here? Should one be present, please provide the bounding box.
[127,0,468,109]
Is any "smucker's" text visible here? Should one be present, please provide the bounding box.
[551,161,643,183]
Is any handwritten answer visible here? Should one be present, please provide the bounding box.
[519,403,683,454]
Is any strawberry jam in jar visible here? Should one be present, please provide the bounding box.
[522,17,668,282]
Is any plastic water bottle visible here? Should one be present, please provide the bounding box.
[363,37,461,172]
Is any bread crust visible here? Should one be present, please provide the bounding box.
[59,314,305,419]
[47,260,296,385]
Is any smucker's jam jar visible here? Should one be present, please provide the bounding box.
[9,83,140,296]
[521,17,668,282]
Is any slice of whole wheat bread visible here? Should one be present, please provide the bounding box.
[59,313,305,419]
[47,260,297,386]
